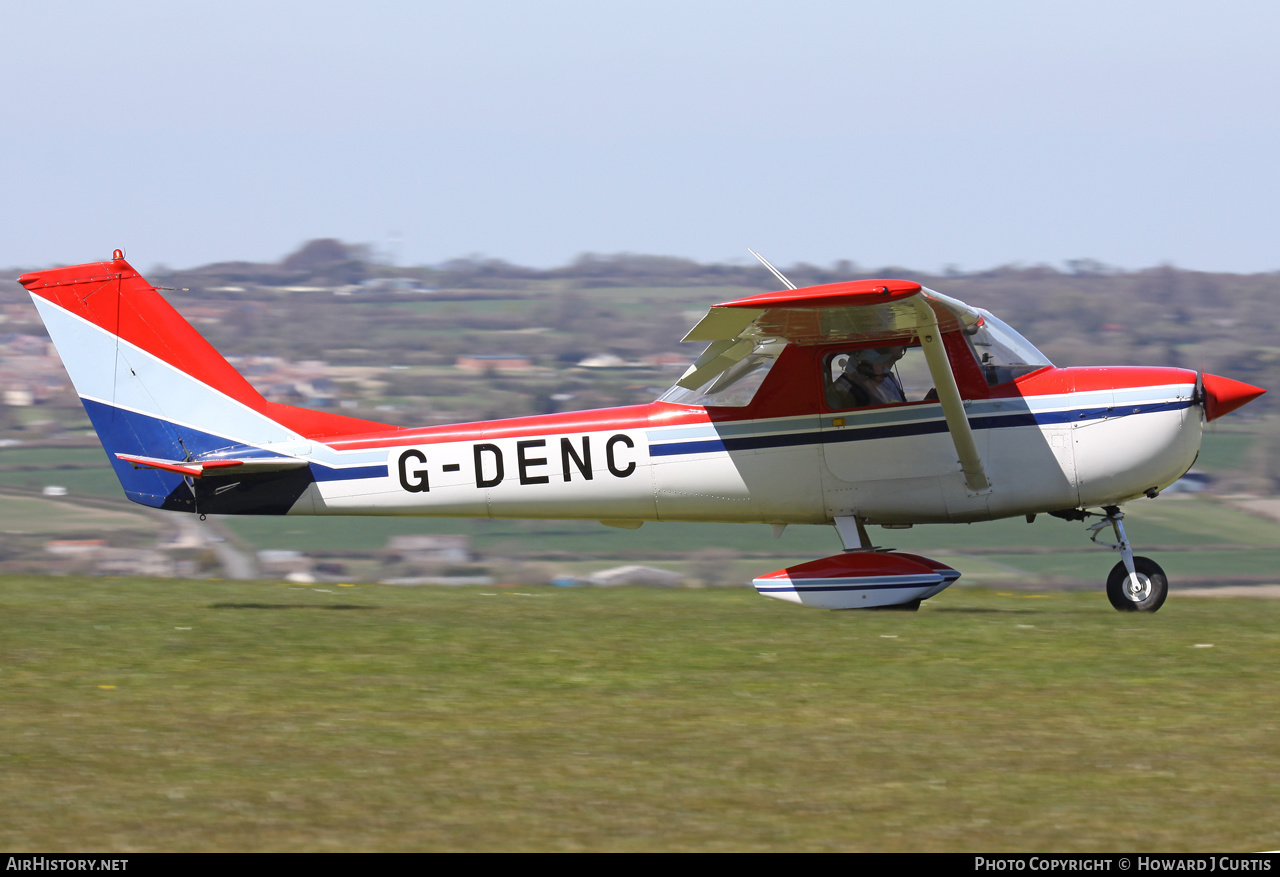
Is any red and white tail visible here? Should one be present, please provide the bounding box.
[20,251,395,509]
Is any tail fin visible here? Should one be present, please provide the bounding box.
[20,251,395,510]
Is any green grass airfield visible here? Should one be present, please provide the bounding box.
[2,576,1278,851]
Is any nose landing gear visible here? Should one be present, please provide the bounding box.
[1089,506,1168,613]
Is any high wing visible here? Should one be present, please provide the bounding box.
[678,279,991,492]
[680,279,978,369]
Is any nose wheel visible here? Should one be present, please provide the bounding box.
[1082,505,1169,613]
[1106,556,1168,612]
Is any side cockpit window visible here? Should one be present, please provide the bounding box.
[825,345,932,410]
[965,310,1053,387]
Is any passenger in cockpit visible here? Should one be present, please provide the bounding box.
[830,347,907,408]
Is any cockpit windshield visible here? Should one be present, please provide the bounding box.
[659,344,781,408]
[966,310,1053,386]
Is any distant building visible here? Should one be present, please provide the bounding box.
[577,354,627,368]
[456,355,532,372]
[92,548,176,578]
[0,333,70,404]
[45,539,107,555]
[257,549,315,578]
[385,535,471,564]
[3,388,33,406]
[644,353,690,369]
[44,540,176,577]
[587,565,684,588]
[1,334,54,357]
[357,278,434,294]
[228,355,336,405]
[1166,471,1211,493]
[173,305,228,325]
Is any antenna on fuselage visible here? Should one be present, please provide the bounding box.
[748,249,797,290]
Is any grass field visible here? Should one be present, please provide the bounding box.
[1,575,1277,851]
[0,495,154,535]
[208,493,1280,587]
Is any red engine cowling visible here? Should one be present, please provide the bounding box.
[753,551,960,609]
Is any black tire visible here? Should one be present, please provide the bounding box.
[1106,557,1168,612]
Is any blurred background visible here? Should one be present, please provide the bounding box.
[5,3,1280,853]
[1,1,1277,587]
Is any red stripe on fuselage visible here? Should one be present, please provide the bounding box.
[327,401,712,450]
[995,366,1199,397]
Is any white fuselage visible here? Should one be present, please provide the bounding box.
[301,379,1201,526]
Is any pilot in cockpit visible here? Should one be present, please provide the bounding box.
[830,346,907,408]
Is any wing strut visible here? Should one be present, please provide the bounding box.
[912,299,990,492]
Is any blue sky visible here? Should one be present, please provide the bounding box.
[4,1,1278,273]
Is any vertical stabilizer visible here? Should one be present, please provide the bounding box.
[20,251,395,509]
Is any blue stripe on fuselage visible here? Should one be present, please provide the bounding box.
[311,464,389,481]
[648,399,1193,458]
[80,399,388,508]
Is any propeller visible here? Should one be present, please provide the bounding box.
[1197,372,1266,421]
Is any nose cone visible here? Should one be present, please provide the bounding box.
[1200,373,1266,421]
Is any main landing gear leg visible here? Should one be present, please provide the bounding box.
[1089,506,1168,613]
[834,516,874,552]
[832,516,921,611]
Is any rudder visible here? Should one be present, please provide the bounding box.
[20,250,394,509]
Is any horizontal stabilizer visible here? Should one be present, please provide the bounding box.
[115,453,309,479]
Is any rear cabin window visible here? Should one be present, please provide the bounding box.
[660,350,778,408]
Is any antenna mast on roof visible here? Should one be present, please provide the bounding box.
[748,248,797,290]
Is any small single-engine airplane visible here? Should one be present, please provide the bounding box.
[20,250,1265,612]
